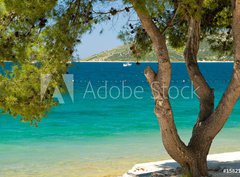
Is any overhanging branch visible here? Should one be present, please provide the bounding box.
[130,0,191,164]
[144,66,156,84]
[184,17,214,125]
[203,0,240,139]
[162,6,179,34]
[92,6,133,15]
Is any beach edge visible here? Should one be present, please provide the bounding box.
[123,151,240,177]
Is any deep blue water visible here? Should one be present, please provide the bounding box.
[0,62,239,176]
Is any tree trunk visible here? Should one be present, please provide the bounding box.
[182,156,208,177]
[184,17,214,124]
[184,141,211,177]
[183,16,213,177]
[131,1,240,177]
[131,0,191,166]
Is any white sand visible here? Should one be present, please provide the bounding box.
[123,151,240,177]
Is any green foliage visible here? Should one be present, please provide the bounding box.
[119,0,233,60]
[119,0,177,60]
[178,0,203,19]
[202,0,233,56]
[0,64,56,126]
[0,0,235,125]
[0,0,93,125]
[119,24,152,60]
[3,0,57,21]
[167,20,188,49]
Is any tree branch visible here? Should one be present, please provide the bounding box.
[182,3,214,151]
[203,0,240,139]
[92,6,133,15]
[184,18,214,125]
[130,0,192,165]
[144,66,156,84]
[162,6,179,34]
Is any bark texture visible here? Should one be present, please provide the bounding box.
[130,0,240,177]
[183,17,213,177]
[130,0,191,166]
[202,0,240,138]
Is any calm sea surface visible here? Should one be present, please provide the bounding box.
[0,62,240,177]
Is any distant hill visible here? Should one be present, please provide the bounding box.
[82,42,233,62]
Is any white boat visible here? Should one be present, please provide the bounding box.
[31,61,38,64]
[123,62,132,67]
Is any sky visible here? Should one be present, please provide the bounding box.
[75,1,135,59]
[76,20,124,59]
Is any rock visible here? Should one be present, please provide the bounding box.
[209,166,222,172]
[151,172,165,177]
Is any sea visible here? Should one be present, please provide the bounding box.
[0,62,239,177]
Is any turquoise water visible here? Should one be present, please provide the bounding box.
[0,62,240,177]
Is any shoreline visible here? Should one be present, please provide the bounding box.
[78,60,234,63]
[0,129,239,177]
[2,60,234,63]
[123,151,240,177]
